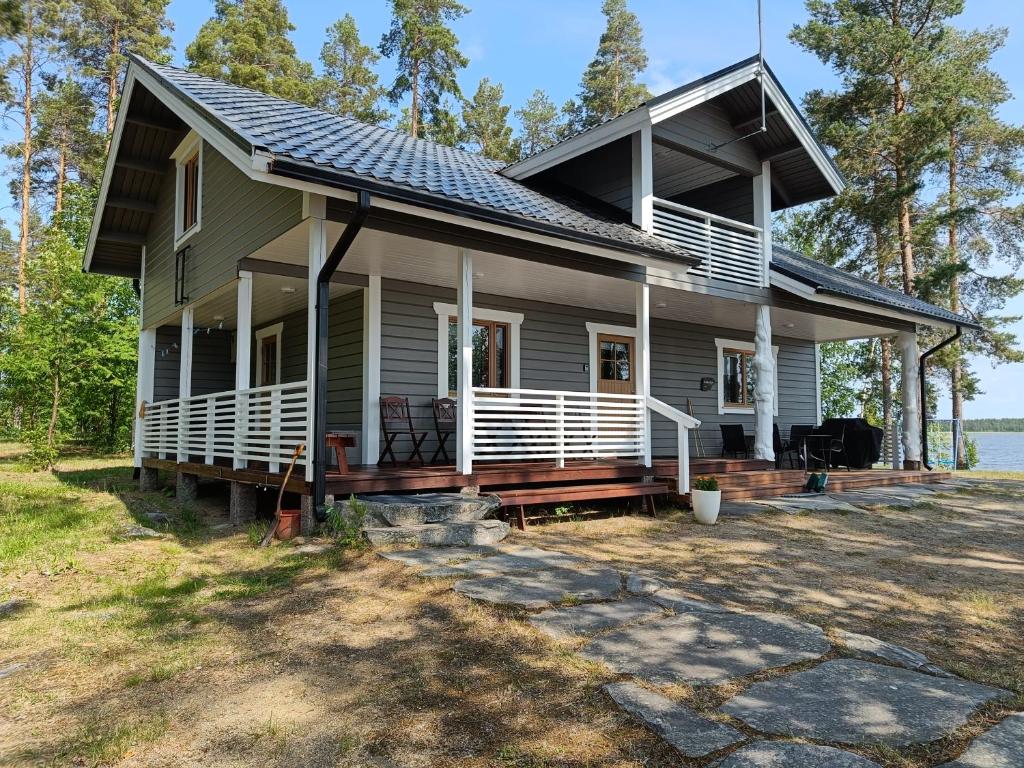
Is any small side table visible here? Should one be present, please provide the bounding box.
[802,433,832,471]
[325,432,356,474]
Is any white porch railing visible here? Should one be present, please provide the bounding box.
[142,381,308,473]
[648,396,700,493]
[652,198,764,287]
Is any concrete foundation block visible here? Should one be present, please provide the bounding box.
[176,472,199,504]
[139,466,161,492]
[229,481,258,526]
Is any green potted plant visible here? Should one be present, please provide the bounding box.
[690,476,721,525]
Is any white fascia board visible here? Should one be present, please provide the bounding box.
[647,62,760,124]
[501,107,651,180]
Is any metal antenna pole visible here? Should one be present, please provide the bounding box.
[708,0,768,152]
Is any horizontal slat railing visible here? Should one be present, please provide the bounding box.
[142,380,308,471]
[652,199,764,287]
[648,396,700,493]
[472,387,646,466]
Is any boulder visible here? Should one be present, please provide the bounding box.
[358,493,500,527]
[363,519,509,547]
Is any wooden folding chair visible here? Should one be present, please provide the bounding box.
[378,396,428,466]
[430,397,457,464]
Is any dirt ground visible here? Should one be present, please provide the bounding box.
[1,449,1022,767]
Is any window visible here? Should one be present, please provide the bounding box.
[433,303,523,397]
[714,338,779,415]
[600,337,632,383]
[255,323,284,387]
[172,130,202,247]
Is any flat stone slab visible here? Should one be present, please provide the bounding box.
[529,597,664,638]
[826,491,916,508]
[581,610,828,684]
[939,712,1024,768]
[0,663,26,679]
[121,524,163,539]
[835,629,952,677]
[377,545,499,568]
[720,658,1012,747]
[453,567,621,610]
[359,492,500,526]
[651,588,732,614]
[363,519,509,547]
[625,572,667,596]
[423,546,584,577]
[604,681,744,758]
[714,741,881,767]
[750,496,866,514]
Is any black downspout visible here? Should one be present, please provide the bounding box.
[313,190,371,518]
[919,325,962,470]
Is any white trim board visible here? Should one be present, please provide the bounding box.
[172,130,203,249]
[433,302,523,397]
[254,321,284,386]
[586,322,638,394]
[361,276,382,465]
[714,337,778,416]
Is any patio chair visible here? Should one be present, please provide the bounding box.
[773,424,784,469]
[430,397,457,464]
[378,396,428,466]
[822,423,853,471]
[782,424,814,468]
[720,424,750,458]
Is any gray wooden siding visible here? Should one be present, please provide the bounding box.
[142,141,303,328]
[379,279,819,458]
[654,104,761,176]
[671,175,754,225]
[537,136,633,212]
[153,325,180,402]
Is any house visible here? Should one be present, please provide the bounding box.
[84,54,970,532]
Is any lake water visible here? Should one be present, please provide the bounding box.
[967,432,1024,471]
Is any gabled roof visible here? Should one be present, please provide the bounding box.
[771,246,976,329]
[108,57,697,266]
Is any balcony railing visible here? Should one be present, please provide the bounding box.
[652,198,765,287]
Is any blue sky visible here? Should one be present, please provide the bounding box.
[26,1,1024,417]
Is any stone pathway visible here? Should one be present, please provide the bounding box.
[377,481,1018,765]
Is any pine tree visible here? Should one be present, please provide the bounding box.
[461,77,517,162]
[578,0,650,128]
[186,0,316,105]
[61,0,173,138]
[515,89,559,158]
[318,14,390,125]
[379,0,468,138]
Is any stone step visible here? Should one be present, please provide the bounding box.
[358,492,500,527]
[363,519,509,547]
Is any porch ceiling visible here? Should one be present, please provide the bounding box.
[242,221,905,342]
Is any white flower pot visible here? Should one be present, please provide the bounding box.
[691,489,722,525]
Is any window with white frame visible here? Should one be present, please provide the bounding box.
[714,338,778,415]
[172,130,202,247]
[433,303,523,397]
[255,322,284,387]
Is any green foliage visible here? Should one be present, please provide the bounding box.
[318,14,390,125]
[692,476,718,492]
[819,341,863,419]
[577,0,651,129]
[379,0,468,138]
[964,435,979,469]
[325,495,367,547]
[515,89,560,159]
[962,419,1024,432]
[461,77,518,162]
[186,0,317,105]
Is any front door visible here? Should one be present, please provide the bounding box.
[596,334,635,395]
[259,335,279,387]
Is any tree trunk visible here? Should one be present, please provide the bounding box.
[947,129,968,468]
[106,20,120,141]
[409,37,420,138]
[54,141,67,218]
[47,369,61,468]
[891,53,915,297]
[17,1,34,316]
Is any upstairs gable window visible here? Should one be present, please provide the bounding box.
[172,131,203,247]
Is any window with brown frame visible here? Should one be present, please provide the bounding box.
[181,152,199,234]
[721,347,757,408]
[447,318,509,396]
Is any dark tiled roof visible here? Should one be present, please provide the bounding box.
[135,57,693,263]
[771,246,975,328]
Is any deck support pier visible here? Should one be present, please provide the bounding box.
[140,466,160,492]
[752,304,775,463]
[176,471,198,503]
[229,481,258,526]
[899,330,923,469]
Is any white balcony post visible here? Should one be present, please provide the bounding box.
[134,328,156,466]
[456,249,474,474]
[306,204,327,481]
[177,305,194,462]
[204,395,215,464]
[361,274,382,465]
[631,125,654,232]
[899,329,923,469]
[234,270,253,469]
[753,304,775,463]
[753,160,772,288]
[635,282,652,466]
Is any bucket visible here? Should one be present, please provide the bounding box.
[275,510,301,540]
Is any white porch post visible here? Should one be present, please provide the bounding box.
[361,274,382,465]
[635,282,652,466]
[752,160,772,288]
[631,125,654,232]
[899,329,922,469]
[456,249,474,474]
[753,304,775,462]
[233,270,253,470]
[134,328,156,467]
[306,202,327,481]
[176,305,194,462]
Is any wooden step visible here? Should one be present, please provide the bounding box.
[677,470,952,503]
[496,480,669,508]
